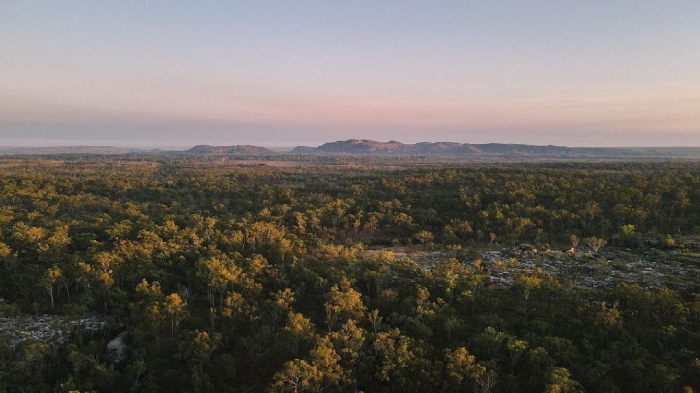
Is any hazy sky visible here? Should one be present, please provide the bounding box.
[1,1,699,148]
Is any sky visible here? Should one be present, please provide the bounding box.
[1,1,699,149]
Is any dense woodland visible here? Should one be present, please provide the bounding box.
[1,156,700,392]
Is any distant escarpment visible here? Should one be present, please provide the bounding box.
[292,139,591,156]
[185,140,700,159]
[186,145,274,155]
[294,139,406,153]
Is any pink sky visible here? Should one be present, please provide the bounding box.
[1,2,699,147]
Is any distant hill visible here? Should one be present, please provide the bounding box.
[294,139,407,153]
[293,139,596,156]
[4,141,700,159]
[0,146,143,155]
[291,139,700,159]
[186,145,275,155]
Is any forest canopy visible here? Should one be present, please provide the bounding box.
[0,156,699,392]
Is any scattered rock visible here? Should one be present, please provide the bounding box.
[0,315,107,349]
[106,331,127,364]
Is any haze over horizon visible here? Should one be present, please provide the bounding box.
[2,1,699,148]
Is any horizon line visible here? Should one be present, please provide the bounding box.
[2,139,700,151]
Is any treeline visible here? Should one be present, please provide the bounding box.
[0,158,699,392]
